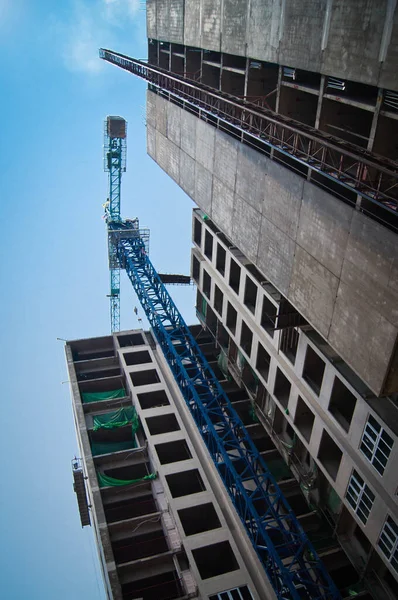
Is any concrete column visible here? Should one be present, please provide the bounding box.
[367,88,383,152]
[315,75,326,130]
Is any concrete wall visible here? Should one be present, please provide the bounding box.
[192,220,398,561]
[147,0,398,91]
[146,90,398,396]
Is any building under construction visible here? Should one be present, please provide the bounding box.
[68,2,398,600]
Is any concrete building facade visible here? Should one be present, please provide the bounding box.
[145,0,398,397]
[191,207,398,598]
[140,1,398,597]
[67,331,274,600]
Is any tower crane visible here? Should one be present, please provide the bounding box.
[102,113,340,598]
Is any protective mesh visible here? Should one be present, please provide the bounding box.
[97,471,156,487]
[81,388,126,403]
[93,406,139,433]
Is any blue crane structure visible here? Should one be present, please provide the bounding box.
[102,119,340,599]
[104,116,127,332]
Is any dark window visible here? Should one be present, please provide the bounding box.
[226,302,237,335]
[229,259,241,295]
[130,369,160,387]
[137,389,170,410]
[192,541,239,580]
[302,345,325,395]
[204,230,213,260]
[244,276,257,314]
[240,321,253,357]
[214,284,223,316]
[261,296,276,337]
[328,378,357,432]
[192,255,200,283]
[294,396,315,442]
[124,350,151,366]
[194,218,202,246]
[274,368,291,409]
[145,413,180,435]
[203,270,211,299]
[280,328,299,364]
[318,430,343,481]
[178,503,221,536]
[216,243,226,275]
[155,440,192,464]
[118,333,144,347]
[166,469,206,498]
[256,342,271,381]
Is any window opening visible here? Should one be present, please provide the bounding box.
[244,276,258,314]
[204,230,213,260]
[214,285,223,316]
[328,377,357,432]
[216,243,226,275]
[302,345,325,395]
[240,321,253,357]
[229,259,241,295]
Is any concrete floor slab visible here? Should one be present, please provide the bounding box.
[156,130,180,185]
[329,282,398,396]
[232,194,261,263]
[196,118,215,172]
[202,0,222,52]
[184,0,202,48]
[263,161,303,240]
[247,0,281,63]
[166,101,181,147]
[322,0,388,85]
[279,0,325,72]
[297,182,353,278]
[214,130,239,190]
[236,143,267,214]
[341,212,398,326]
[180,109,197,159]
[156,0,170,41]
[180,150,196,198]
[212,177,234,239]
[169,0,184,44]
[289,246,339,339]
[257,216,296,296]
[155,93,168,136]
[147,124,157,161]
[222,0,248,56]
[195,163,213,215]
[146,91,157,129]
[146,0,157,40]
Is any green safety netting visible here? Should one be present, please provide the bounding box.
[93,406,139,432]
[91,440,136,456]
[97,471,157,488]
[81,388,126,403]
[217,351,229,378]
[249,402,259,423]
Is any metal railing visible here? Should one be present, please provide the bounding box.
[99,48,398,221]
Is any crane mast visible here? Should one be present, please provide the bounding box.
[104,116,126,332]
[102,118,340,599]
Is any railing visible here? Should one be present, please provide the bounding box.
[99,48,398,222]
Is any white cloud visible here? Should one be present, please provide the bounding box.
[102,0,140,23]
[53,0,142,75]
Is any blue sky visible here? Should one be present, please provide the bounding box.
[0,2,196,598]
